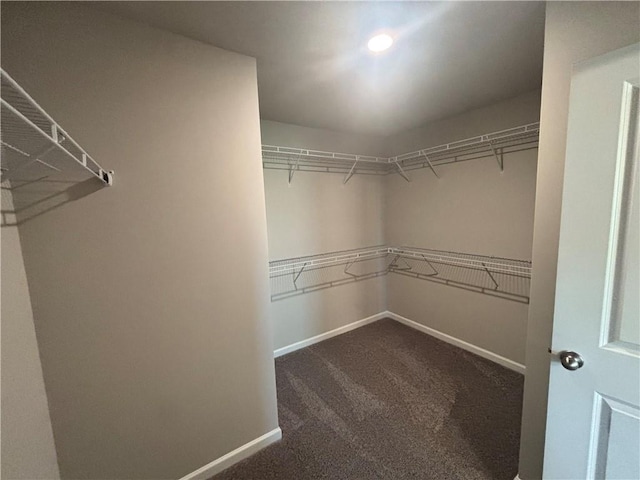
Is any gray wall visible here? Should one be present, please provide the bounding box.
[387,90,542,156]
[1,191,60,480]
[518,2,640,479]
[2,3,278,479]
[261,121,386,349]
[261,120,389,158]
[385,93,540,365]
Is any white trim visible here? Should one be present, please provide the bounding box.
[178,427,282,480]
[385,311,526,374]
[514,475,522,480]
[272,310,526,372]
[274,312,387,358]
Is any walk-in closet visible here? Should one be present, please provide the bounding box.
[2,2,639,480]
[263,114,539,367]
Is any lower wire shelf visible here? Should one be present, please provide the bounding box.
[269,246,391,301]
[269,246,532,303]
[387,247,531,303]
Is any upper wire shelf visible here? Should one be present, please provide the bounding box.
[390,123,540,174]
[269,245,532,303]
[262,122,540,183]
[0,69,113,189]
[262,145,389,184]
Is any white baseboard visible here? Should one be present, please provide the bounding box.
[179,427,282,480]
[385,311,526,374]
[274,311,388,358]
[273,310,525,373]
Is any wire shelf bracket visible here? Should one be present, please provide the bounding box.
[288,153,302,184]
[343,156,359,184]
[487,142,503,171]
[393,160,411,182]
[420,152,440,178]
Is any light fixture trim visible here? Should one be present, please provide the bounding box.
[367,33,394,53]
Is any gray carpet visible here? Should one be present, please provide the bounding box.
[213,318,524,479]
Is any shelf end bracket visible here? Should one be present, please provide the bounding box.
[99,169,114,186]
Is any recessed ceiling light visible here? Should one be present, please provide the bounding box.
[367,33,393,53]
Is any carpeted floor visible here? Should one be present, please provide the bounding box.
[213,318,524,480]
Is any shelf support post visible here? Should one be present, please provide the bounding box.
[344,156,359,184]
[288,153,302,184]
[389,255,413,271]
[394,161,410,182]
[487,141,503,171]
[293,262,308,288]
[481,262,499,290]
[421,151,440,178]
[421,254,439,276]
[344,260,358,278]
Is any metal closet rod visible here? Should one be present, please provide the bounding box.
[262,122,540,183]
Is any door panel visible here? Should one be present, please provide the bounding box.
[605,81,639,351]
[544,43,640,479]
[591,395,640,480]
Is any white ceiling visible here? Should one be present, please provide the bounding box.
[98,2,545,136]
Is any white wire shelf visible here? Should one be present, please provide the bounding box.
[388,246,531,303]
[269,246,391,300]
[262,122,539,182]
[269,245,532,303]
[262,145,390,184]
[1,69,113,190]
[390,123,540,174]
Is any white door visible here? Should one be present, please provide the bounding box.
[544,43,640,479]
